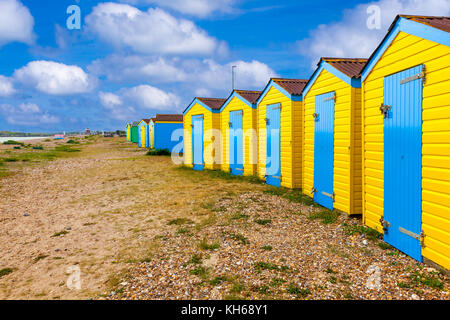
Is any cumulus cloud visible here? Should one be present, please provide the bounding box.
[85,3,227,56]
[89,55,277,92]
[0,102,59,126]
[297,0,450,67]
[99,91,123,108]
[0,0,34,47]
[120,0,237,17]
[89,55,187,83]
[99,85,181,119]
[123,85,181,110]
[194,59,278,90]
[14,61,96,95]
[0,75,16,97]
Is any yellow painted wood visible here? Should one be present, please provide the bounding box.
[140,124,146,148]
[220,96,257,176]
[257,86,302,188]
[183,102,221,170]
[362,31,450,270]
[302,69,362,215]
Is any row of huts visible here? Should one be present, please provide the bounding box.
[127,15,450,271]
[126,114,184,151]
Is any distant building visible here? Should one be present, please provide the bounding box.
[85,128,91,135]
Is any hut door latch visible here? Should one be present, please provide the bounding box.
[380,103,391,119]
[399,227,426,248]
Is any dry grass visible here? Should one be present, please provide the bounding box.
[0,137,266,299]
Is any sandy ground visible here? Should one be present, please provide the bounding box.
[0,137,263,299]
[0,137,448,300]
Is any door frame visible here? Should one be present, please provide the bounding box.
[191,114,204,171]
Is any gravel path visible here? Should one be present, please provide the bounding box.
[108,192,449,300]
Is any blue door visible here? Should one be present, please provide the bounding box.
[266,104,281,187]
[383,65,423,262]
[192,115,204,171]
[229,110,244,176]
[313,92,335,210]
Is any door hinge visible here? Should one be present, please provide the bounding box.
[264,118,269,124]
[400,66,426,85]
[380,217,391,232]
[272,105,282,110]
[228,121,232,127]
[380,103,391,119]
[399,227,426,248]
[312,113,319,119]
[310,188,317,194]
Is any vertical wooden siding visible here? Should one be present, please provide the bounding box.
[303,69,362,214]
[220,96,257,176]
[183,103,221,170]
[257,86,302,188]
[362,31,450,269]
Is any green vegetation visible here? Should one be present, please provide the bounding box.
[254,262,289,273]
[231,213,249,220]
[189,266,208,278]
[262,245,273,251]
[146,148,171,156]
[308,210,340,224]
[409,271,444,290]
[168,218,193,226]
[54,145,81,152]
[287,284,310,297]
[263,188,317,206]
[0,268,13,278]
[342,223,382,241]
[2,140,24,146]
[176,165,263,184]
[66,139,80,144]
[270,278,286,287]
[226,232,249,245]
[34,254,49,262]
[199,237,220,250]
[255,219,271,225]
[51,230,69,237]
[378,242,393,250]
[32,145,44,150]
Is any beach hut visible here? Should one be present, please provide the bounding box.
[301,58,367,214]
[360,15,450,269]
[257,78,307,188]
[130,122,139,144]
[220,90,261,176]
[183,97,226,170]
[138,119,151,148]
[126,123,131,141]
[152,114,184,152]
[149,117,156,149]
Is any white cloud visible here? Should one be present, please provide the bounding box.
[89,55,277,92]
[195,59,278,90]
[99,91,123,108]
[297,0,450,67]
[85,3,227,55]
[123,85,180,110]
[0,75,16,97]
[88,55,187,83]
[120,0,237,17]
[0,0,34,47]
[98,84,181,120]
[0,103,59,126]
[14,61,96,95]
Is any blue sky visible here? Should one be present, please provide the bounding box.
[0,0,448,132]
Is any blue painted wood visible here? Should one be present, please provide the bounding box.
[384,65,423,262]
[313,92,335,210]
[266,104,281,187]
[192,115,204,171]
[229,110,243,176]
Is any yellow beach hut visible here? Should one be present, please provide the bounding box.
[220,90,261,176]
[138,119,150,148]
[360,15,450,269]
[149,117,156,149]
[301,58,367,215]
[257,78,308,188]
[183,97,226,171]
